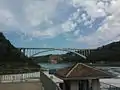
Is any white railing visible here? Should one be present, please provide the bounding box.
[0,72,40,83]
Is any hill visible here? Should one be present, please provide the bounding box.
[31,41,120,65]
[33,52,85,63]
[33,54,51,63]
[0,32,40,74]
[86,41,120,64]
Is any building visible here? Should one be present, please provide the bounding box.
[49,55,62,64]
[55,63,114,90]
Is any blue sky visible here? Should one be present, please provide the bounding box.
[0,0,120,49]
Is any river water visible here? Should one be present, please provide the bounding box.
[39,63,72,70]
[39,63,120,87]
[39,63,120,76]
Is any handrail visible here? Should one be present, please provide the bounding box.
[0,68,40,70]
[0,72,40,83]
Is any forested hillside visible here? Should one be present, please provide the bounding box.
[86,41,120,64]
[0,32,40,74]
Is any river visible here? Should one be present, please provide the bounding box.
[39,63,120,75]
[39,63,120,87]
[39,63,72,70]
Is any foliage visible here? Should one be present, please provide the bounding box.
[33,54,52,63]
[34,41,120,65]
[86,41,120,64]
[0,32,40,72]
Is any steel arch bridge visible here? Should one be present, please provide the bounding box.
[18,48,95,59]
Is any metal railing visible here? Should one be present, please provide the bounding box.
[100,82,120,90]
[0,72,40,83]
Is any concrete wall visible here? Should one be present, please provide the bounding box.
[0,82,42,90]
[70,81,79,90]
[92,79,100,90]
[40,71,60,90]
[70,80,89,90]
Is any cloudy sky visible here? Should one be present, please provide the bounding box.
[0,0,120,49]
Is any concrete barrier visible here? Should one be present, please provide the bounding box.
[40,71,61,90]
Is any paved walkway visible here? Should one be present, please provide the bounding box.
[0,81,43,90]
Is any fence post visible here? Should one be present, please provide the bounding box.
[0,75,2,83]
[20,74,23,82]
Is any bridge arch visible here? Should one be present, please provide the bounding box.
[30,48,87,59]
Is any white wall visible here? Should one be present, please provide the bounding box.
[92,79,100,90]
[70,81,79,90]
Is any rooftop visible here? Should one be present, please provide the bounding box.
[55,63,115,80]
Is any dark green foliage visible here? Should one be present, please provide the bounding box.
[0,32,27,62]
[0,32,40,74]
[33,54,52,63]
[30,39,120,65]
[60,52,86,63]
[87,41,120,64]
[33,52,86,63]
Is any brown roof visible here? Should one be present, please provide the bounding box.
[55,63,114,80]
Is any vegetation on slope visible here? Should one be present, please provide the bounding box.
[33,41,120,65]
[0,32,40,74]
[86,41,120,64]
[33,54,51,63]
[33,52,86,63]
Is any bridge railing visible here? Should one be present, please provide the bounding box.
[100,82,120,90]
[18,47,95,57]
[0,72,40,83]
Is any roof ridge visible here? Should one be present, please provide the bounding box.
[66,63,79,77]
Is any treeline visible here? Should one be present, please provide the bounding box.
[33,41,120,65]
[0,33,27,63]
[0,32,40,74]
[33,53,86,63]
[33,54,52,63]
[86,41,120,64]
[60,52,86,63]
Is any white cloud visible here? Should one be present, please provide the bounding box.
[62,20,77,32]
[73,30,80,36]
[1,0,82,39]
[0,9,17,27]
[62,0,108,36]
[70,0,108,18]
[25,0,58,26]
[60,0,120,47]
[0,0,120,48]
[25,24,73,39]
[76,0,120,47]
[0,0,65,37]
